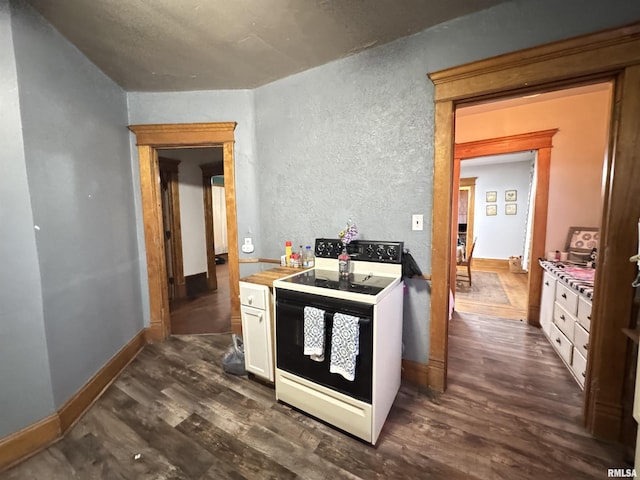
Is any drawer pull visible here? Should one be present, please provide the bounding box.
[560,314,565,321]
[545,281,549,286]
[587,315,591,320]
[583,344,588,351]
[555,338,561,345]
[581,371,586,378]
[248,296,253,305]
[561,293,567,299]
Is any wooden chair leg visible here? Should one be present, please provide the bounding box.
[467,264,472,286]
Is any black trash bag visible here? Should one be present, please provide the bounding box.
[222,334,247,376]
[402,250,423,279]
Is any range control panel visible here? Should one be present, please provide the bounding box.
[314,238,403,264]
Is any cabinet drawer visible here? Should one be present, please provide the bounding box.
[239,282,268,310]
[551,324,573,366]
[574,323,589,359]
[571,347,587,388]
[555,283,578,314]
[577,296,592,332]
[553,303,575,342]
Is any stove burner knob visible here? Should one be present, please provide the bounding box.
[366,245,375,258]
[376,246,385,259]
[387,247,397,260]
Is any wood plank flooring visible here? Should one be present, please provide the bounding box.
[170,258,230,335]
[1,313,627,479]
[455,264,529,320]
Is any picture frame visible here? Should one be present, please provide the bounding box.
[505,189,517,202]
[485,191,497,203]
[505,203,517,215]
[486,204,497,216]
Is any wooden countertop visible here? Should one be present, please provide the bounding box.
[239,267,305,289]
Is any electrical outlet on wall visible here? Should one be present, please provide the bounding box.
[241,237,254,253]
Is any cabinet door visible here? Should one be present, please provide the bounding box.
[241,304,274,381]
[540,272,556,338]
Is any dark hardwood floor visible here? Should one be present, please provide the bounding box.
[170,257,230,335]
[1,312,626,479]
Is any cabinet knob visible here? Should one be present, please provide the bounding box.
[561,293,567,299]
[587,315,591,320]
[555,338,561,345]
[248,296,253,305]
[581,371,586,378]
[545,281,549,286]
[560,314,565,321]
[583,344,588,351]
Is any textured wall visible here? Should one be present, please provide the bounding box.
[0,0,55,438]
[11,0,143,408]
[253,0,640,363]
[254,38,434,363]
[126,89,262,302]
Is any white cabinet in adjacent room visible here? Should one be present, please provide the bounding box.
[539,266,592,389]
[239,282,274,382]
[540,271,557,339]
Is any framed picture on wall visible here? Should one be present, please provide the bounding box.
[505,189,517,202]
[505,203,517,215]
[486,204,497,216]
[486,191,497,202]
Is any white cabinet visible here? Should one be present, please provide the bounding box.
[539,270,592,389]
[239,282,274,382]
[540,271,556,339]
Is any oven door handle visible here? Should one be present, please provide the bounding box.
[276,302,371,325]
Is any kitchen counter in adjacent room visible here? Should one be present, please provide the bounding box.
[538,259,595,299]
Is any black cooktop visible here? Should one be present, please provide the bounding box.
[279,268,396,295]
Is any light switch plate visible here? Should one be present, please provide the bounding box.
[412,214,423,231]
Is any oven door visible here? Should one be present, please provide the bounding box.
[275,288,373,403]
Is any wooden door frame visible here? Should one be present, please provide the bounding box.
[158,157,186,300]
[128,122,240,342]
[458,177,476,260]
[200,162,224,292]
[450,131,557,320]
[428,23,640,442]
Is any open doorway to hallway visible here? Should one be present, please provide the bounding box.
[454,151,534,321]
[158,147,231,335]
[451,82,611,324]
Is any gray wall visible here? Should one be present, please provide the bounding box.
[253,0,640,363]
[11,0,143,407]
[127,89,262,316]
[0,0,54,438]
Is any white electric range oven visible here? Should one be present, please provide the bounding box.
[273,238,404,445]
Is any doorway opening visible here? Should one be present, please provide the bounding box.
[428,24,640,444]
[128,122,240,342]
[157,147,231,335]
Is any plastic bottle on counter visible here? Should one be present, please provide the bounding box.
[285,241,292,267]
[303,245,315,268]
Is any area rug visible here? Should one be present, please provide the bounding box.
[455,271,510,305]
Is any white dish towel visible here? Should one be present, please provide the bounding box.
[303,306,326,362]
[330,313,360,381]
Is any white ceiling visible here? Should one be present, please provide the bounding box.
[24,0,509,91]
